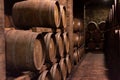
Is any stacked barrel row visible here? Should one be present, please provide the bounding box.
[85,21,105,51]
[104,0,120,69]
[6,0,73,80]
[73,18,85,65]
[6,30,72,80]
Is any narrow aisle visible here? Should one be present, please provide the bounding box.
[68,52,109,80]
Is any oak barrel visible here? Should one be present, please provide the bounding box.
[78,47,85,59]
[87,21,98,32]
[43,33,57,63]
[63,32,70,54]
[14,75,31,80]
[73,49,79,65]
[55,33,65,58]
[12,0,61,28]
[65,55,72,74]
[73,33,80,47]
[59,58,67,80]
[5,30,45,71]
[73,18,84,32]
[50,63,62,80]
[98,21,106,31]
[38,70,53,80]
[59,5,67,29]
[79,33,85,47]
[91,30,102,43]
[87,41,96,50]
[97,42,104,50]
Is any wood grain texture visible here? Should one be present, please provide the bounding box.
[59,0,67,6]
[59,0,74,65]
[0,0,6,80]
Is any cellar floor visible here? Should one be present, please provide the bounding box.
[67,51,120,80]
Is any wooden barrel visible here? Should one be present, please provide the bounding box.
[87,21,98,32]
[73,33,80,47]
[58,0,67,5]
[65,54,72,74]
[5,30,45,71]
[55,33,64,58]
[7,74,31,80]
[87,41,96,50]
[91,30,102,43]
[73,18,84,32]
[12,0,61,29]
[79,33,85,47]
[59,58,67,80]
[98,21,106,31]
[63,32,70,54]
[73,49,79,65]
[14,75,31,80]
[59,5,67,29]
[43,33,57,63]
[50,63,62,80]
[38,70,53,80]
[22,71,37,80]
[78,47,85,59]
[97,42,104,50]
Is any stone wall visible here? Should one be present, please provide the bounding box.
[85,6,110,27]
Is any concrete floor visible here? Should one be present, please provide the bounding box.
[67,51,119,80]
